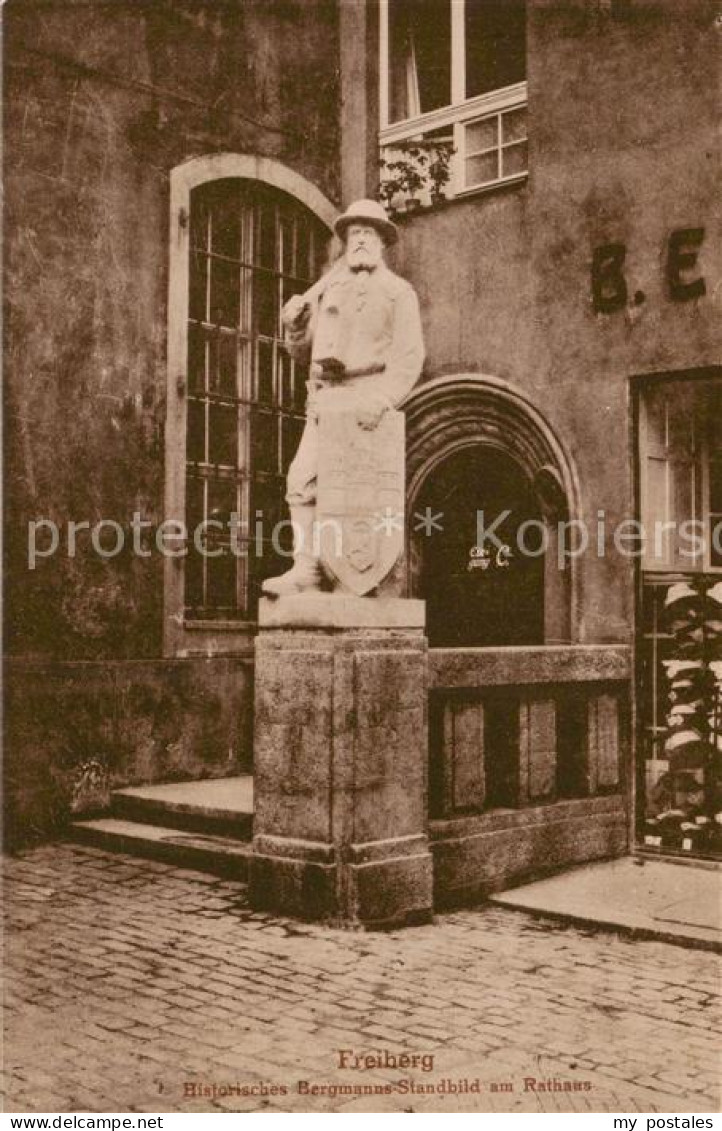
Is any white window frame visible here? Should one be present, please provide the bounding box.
[638,379,722,575]
[379,0,528,199]
[163,153,336,658]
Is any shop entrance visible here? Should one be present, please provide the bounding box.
[637,374,722,858]
[416,445,545,648]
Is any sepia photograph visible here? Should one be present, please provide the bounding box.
[2,0,721,1119]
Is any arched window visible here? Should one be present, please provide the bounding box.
[164,157,335,655]
[184,178,329,616]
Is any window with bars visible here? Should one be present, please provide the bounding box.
[379,0,527,201]
[184,178,328,619]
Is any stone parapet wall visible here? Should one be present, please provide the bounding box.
[431,795,629,909]
[427,644,631,904]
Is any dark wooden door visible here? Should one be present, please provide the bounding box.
[418,446,545,648]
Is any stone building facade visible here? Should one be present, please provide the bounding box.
[4,0,342,841]
[5,1,721,887]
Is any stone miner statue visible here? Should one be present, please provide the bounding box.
[262,199,425,598]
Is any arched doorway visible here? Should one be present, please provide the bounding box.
[417,445,545,647]
[404,374,579,646]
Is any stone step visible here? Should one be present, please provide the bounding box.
[71,818,253,881]
[111,776,253,841]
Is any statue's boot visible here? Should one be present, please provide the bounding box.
[261,505,321,598]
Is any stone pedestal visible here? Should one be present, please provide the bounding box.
[249,594,433,929]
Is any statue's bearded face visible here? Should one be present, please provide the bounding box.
[345,224,384,271]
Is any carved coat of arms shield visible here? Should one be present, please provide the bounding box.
[317,408,405,596]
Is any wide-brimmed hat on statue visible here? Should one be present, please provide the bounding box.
[334,199,398,246]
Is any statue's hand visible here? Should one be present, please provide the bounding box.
[356,393,391,431]
[282,295,311,331]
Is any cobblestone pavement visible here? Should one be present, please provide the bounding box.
[3,844,721,1114]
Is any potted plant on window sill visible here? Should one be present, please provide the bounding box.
[378,139,455,216]
[377,167,400,218]
[400,146,427,212]
[427,141,454,208]
[378,144,427,214]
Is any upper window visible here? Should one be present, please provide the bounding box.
[464,0,526,103]
[184,178,328,620]
[387,0,452,124]
[380,0,527,202]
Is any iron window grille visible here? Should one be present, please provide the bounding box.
[184,178,328,619]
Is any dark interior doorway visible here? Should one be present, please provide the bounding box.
[417,445,545,648]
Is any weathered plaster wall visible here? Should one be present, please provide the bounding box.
[390,0,721,644]
[4,0,340,661]
[5,656,254,847]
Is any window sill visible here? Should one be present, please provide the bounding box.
[164,616,257,659]
[454,172,528,199]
